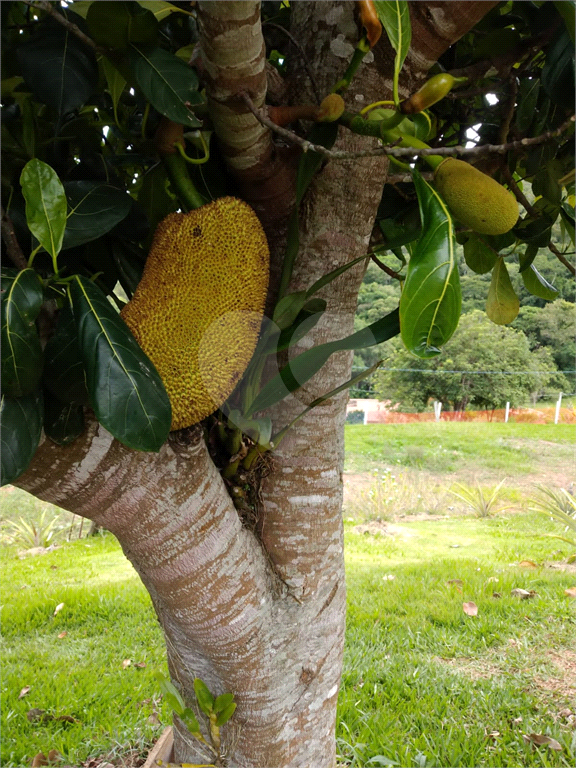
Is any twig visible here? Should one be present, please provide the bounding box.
[498,75,518,145]
[370,253,402,281]
[262,21,321,105]
[548,242,576,276]
[241,94,575,162]
[21,0,99,53]
[1,206,28,271]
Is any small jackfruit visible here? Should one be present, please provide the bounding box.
[120,197,269,430]
[434,158,519,235]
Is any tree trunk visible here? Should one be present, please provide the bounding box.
[15,3,497,765]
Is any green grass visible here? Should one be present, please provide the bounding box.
[0,536,170,766]
[344,422,575,475]
[339,513,576,767]
[2,421,575,766]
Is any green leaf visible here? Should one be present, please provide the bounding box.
[193,678,214,716]
[279,122,339,298]
[181,707,201,736]
[559,203,575,245]
[43,392,85,446]
[273,291,308,330]
[137,162,178,236]
[215,701,237,727]
[486,257,520,325]
[400,171,461,358]
[138,1,192,21]
[131,45,204,129]
[69,276,171,452]
[20,159,67,262]
[462,233,498,275]
[153,671,185,716]
[374,1,411,103]
[213,692,235,715]
[43,304,89,406]
[245,309,400,417]
[542,29,575,109]
[17,14,98,116]
[553,1,576,43]
[101,56,127,125]
[514,215,553,247]
[518,243,539,273]
[1,269,44,398]
[1,390,43,486]
[516,78,540,134]
[521,263,559,300]
[306,254,370,298]
[272,360,384,445]
[87,1,158,49]
[62,182,133,251]
[295,123,340,205]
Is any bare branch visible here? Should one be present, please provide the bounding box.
[370,253,402,281]
[548,242,576,276]
[242,94,575,162]
[22,0,99,53]
[1,206,28,271]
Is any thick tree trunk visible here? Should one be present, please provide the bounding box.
[15,3,496,766]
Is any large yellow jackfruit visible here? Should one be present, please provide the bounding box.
[120,197,269,430]
[434,158,519,235]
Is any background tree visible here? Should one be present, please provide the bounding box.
[1,1,574,765]
[374,309,566,411]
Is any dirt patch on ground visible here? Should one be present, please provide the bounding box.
[435,648,576,704]
[535,649,576,700]
[351,521,417,538]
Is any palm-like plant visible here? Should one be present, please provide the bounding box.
[3,510,61,549]
[529,485,576,561]
[448,478,509,518]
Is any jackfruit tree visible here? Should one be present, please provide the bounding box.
[1,1,574,765]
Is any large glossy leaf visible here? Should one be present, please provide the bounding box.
[1,269,43,398]
[62,182,133,251]
[69,275,171,451]
[542,29,575,109]
[20,159,67,262]
[130,45,204,128]
[17,15,98,116]
[462,233,498,275]
[43,391,85,446]
[400,171,461,358]
[245,309,399,417]
[87,1,158,49]
[43,304,89,406]
[1,390,43,486]
[521,263,559,300]
[486,257,520,325]
[374,1,411,102]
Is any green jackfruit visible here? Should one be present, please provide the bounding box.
[120,197,269,430]
[434,158,519,235]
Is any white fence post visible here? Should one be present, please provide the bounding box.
[554,392,563,424]
[504,402,510,423]
[434,401,442,421]
[363,410,368,425]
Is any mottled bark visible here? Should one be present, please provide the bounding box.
[15,3,497,766]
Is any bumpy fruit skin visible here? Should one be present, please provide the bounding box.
[434,158,519,235]
[120,197,269,430]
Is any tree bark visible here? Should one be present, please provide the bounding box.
[15,3,497,766]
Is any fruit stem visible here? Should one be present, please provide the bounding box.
[162,152,206,211]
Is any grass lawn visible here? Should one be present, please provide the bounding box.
[1,423,575,766]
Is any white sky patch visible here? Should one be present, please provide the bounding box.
[485,93,499,106]
[465,123,482,148]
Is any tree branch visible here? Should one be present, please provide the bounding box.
[22,0,99,53]
[242,94,575,162]
[1,206,28,270]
